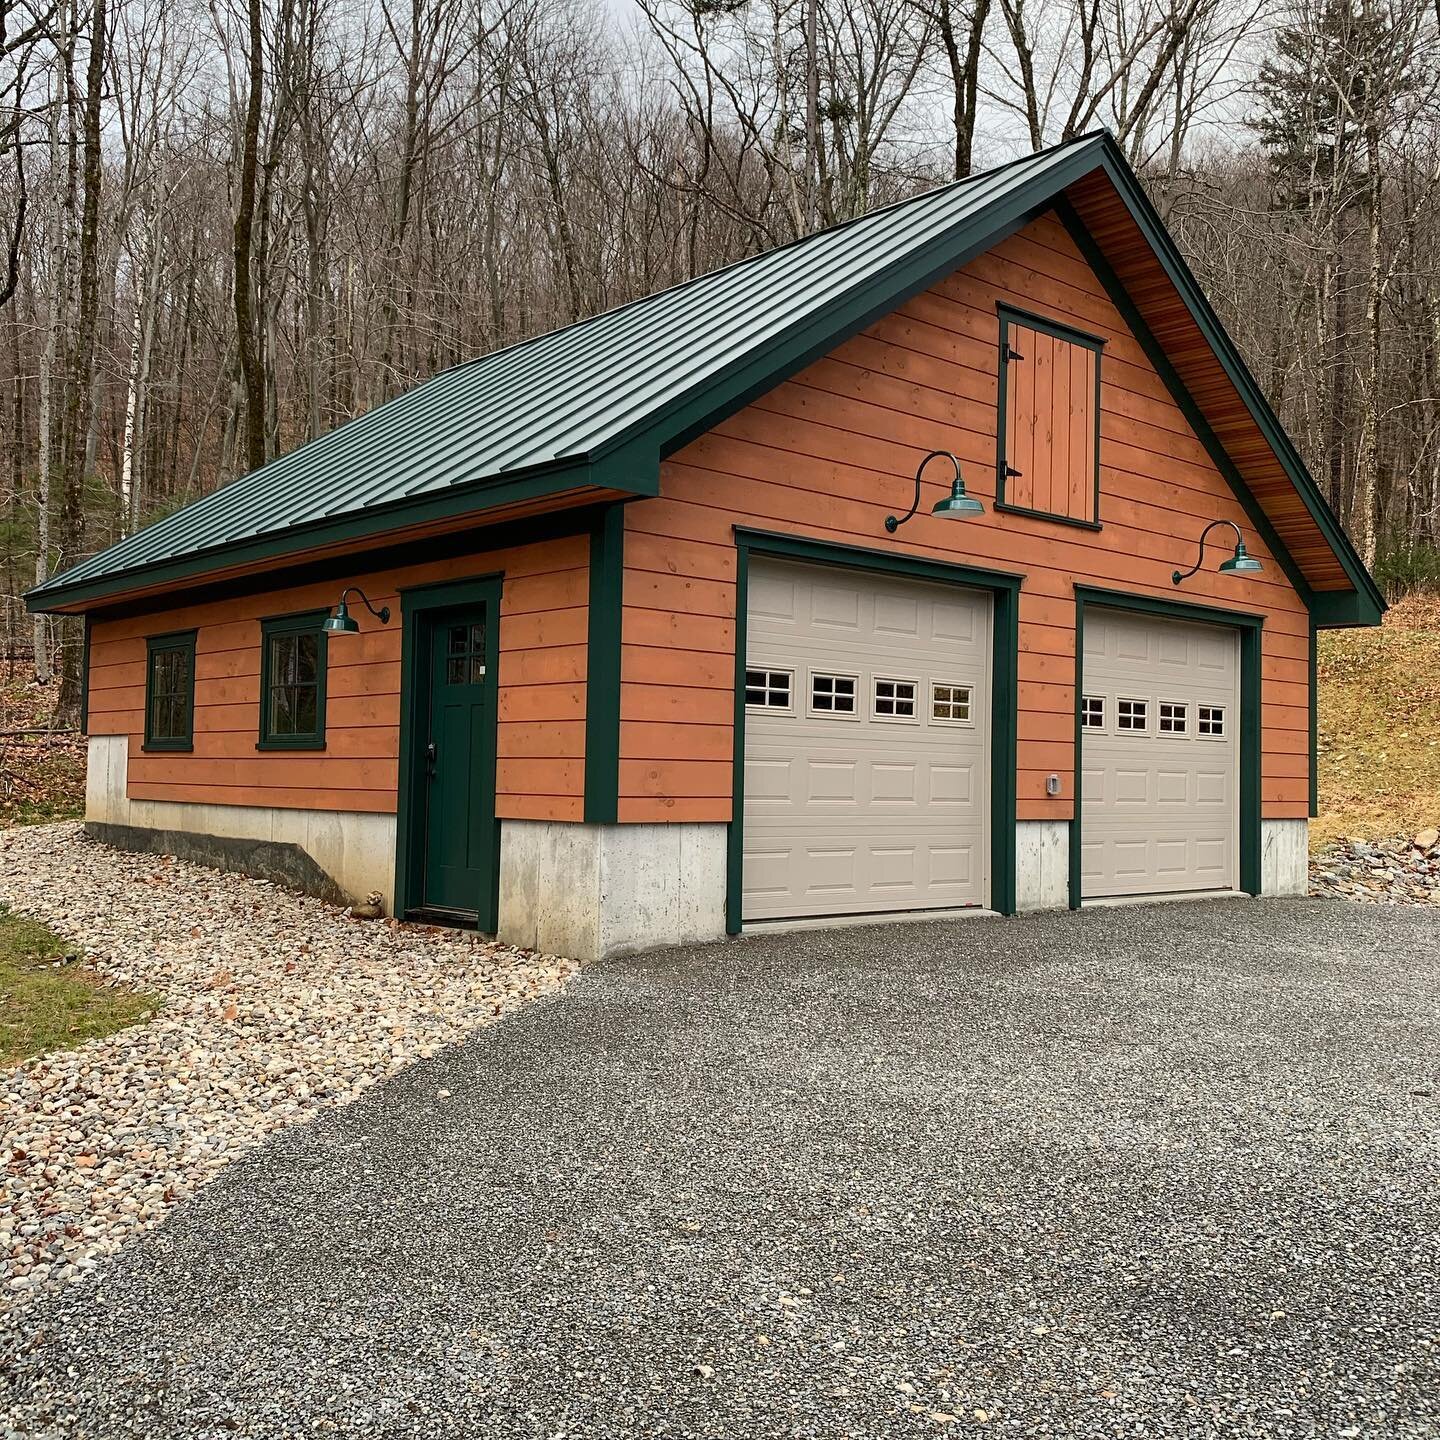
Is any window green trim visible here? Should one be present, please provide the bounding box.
[1070,586,1263,908]
[583,502,625,823]
[727,528,1022,933]
[257,611,329,751]
[995,303,1104,529]
[394,574,504,928]
[143,629,197,753]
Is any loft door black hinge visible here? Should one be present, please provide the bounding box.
[1002,341,1024,362]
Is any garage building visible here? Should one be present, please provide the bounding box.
[27,131,1384,959]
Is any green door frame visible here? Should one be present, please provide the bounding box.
[1070,585,1264,909]
[394,573,504,927]
[728,527,1022,934]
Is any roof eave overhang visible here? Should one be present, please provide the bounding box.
[26,450,658,615]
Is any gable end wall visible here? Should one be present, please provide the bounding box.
[617,210,1311,826]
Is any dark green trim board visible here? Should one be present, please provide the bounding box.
[1070,586,1264,908]
[142,629,197,753]
[79,616,91,736]
[583,503,625,823]
[394,574,503,927]
[994,304,1104,528]
[726,528,1022,934]
[1309,618,1319,819]
[256,610,329,751]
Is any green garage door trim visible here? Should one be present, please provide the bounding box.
[729,528,1021,933]
[1070,586,1263,909]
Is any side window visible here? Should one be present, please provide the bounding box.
[1158,701,1188,735]
[932,682,974,725]
[1198,704,1226,738]
[259,612,328,750]
[745,668,792,710]
[1080,695,1104,730]
[1117,697,1148,732]
[873,677,918,721]
[144,631,197,752]
[809,672,857,717]
[997,305,1103,528]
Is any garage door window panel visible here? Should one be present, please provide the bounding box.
[1198,704,1226,737]
[1117,697,1149,732]
[746,668,793,711]
[809,672,858,717]
[873,677,919,722]
[996,305,1103,530]
[1158,701,1188,735]
[932,682,975,725]
[1080,695,1105,730]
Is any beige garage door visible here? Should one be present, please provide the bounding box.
[742,559,991,922]
[1080,608,1240,899]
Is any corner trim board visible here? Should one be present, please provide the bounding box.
[583,502,625,823]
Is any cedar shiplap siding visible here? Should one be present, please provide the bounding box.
[86,533,589,820]
[618,209,1311,825]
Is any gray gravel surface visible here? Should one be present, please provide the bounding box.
[4,896,1439,1439]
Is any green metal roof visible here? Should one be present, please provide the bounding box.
[29,131,1382,620]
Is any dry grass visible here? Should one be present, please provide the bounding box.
[1314,593,1440,851]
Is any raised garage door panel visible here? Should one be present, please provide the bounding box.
[1081,608,1240,899]
[743,559,991,921]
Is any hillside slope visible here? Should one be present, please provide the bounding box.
[1315,595,1440,850]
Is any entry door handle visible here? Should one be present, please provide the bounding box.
[425,741,437,776]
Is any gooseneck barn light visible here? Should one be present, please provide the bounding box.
[885,450,984,532]
[1172,519,1264,585]
[322,586,391,635]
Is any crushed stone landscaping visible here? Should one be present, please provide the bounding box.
[1310,830,1440,906]
[0,822,575,1317]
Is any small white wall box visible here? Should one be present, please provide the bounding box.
[1046,774,1062,796]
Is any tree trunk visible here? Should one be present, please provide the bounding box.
[233,0,267,475]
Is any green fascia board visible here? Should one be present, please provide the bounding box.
[27,450,657,614]
[1309,588,1384,628]
[1082,148,1386,624]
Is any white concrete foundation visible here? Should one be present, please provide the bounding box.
[1260,818,1310,897]
[85,735,396,904]
[498,819,727,961]
[1015,819,1070,911]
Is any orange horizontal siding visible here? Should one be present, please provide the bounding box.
[620,208,1312,827]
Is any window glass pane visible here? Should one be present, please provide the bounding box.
[448,624,467,655]
[271,684,294,735]
[447,656,466,685]
[293,685,318,735]
[470,653,486,684]
[469,622,485,655]
[294,634,318,684]
[1081,696,1103,729]
[1118,699,1147,731]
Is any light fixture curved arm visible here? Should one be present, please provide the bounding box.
[886,450,963,533]
[1172,519,1262,585]
[338,587,391,623]
[323,585,392,634]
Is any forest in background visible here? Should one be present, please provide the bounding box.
[2,0,1439,720]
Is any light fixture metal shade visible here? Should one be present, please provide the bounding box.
[1219,541,1263,575]
[931,478,985,518]
[322,603,359,634]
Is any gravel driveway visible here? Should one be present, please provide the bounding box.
[4,897,1439,1438]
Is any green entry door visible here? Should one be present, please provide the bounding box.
[420,607,498,924]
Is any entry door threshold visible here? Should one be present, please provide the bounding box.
[744,907,999,937]
[1082,889,1251,910]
